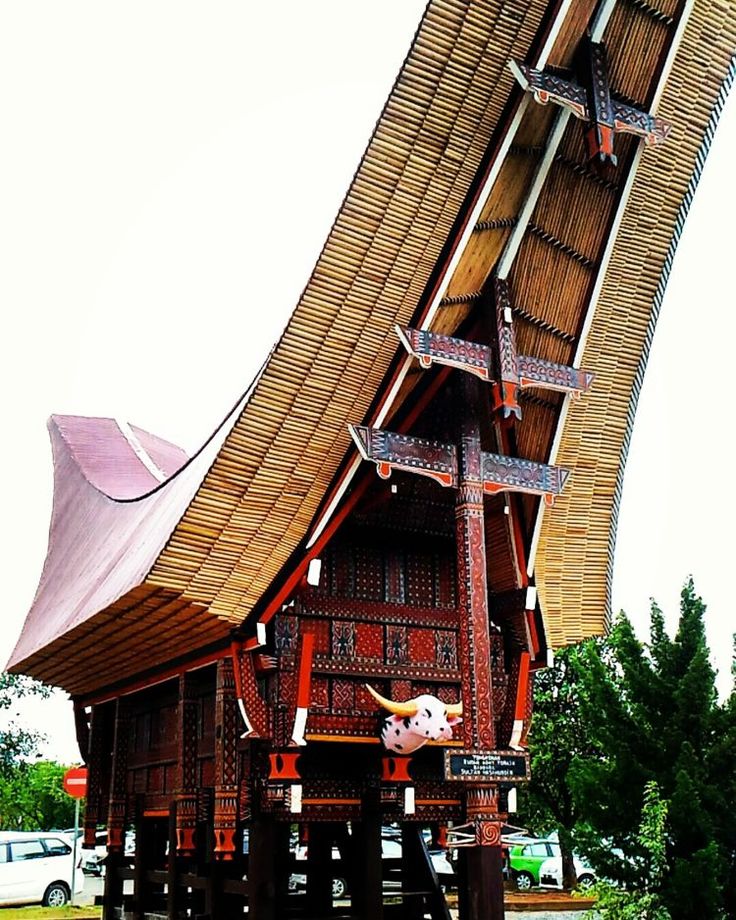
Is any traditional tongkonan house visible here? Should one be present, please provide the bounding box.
[8,1,735,918]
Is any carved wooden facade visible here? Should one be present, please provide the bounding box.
[9,0,735,918]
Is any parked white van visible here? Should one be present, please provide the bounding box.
[0,831,85,906]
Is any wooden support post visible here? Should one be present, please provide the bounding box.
[107,699,129,855]
[273,822,291,920]
[85,703,113,850]
[401,824,452,920]
[248,814,277,920]
[455,375,495,752]
[167,801,179,920]
[101,701,127,920]
[131,801,148,920]
[101,850,125,920]
[351,788,383,920]
[176,672,199,856]
[455,375,505,920]
[213,657,239,861]
[305,823,333,917]
[463,842,505,920]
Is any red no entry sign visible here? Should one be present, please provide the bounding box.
[63,766,88,799]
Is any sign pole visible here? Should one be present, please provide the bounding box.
[71,796,80,906]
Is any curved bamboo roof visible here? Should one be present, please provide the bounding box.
[8,0,736,696]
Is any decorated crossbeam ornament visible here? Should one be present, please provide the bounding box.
[349,425,457,488]
[398,296,592,421]
[509,39,671,165]
[349,425,569,506]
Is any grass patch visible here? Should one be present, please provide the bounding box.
[0,908,100,919]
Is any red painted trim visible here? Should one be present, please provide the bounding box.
[526,608,540,656]
[268,752,301,781]
[296,633,315,709]
[514,651,531,722]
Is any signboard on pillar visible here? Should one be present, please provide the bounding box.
[443,749,530,783]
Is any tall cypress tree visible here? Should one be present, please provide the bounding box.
[572,579,732,917]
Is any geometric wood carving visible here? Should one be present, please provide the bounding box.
[231,642,270,739]
[350,424,569,505]
[398,284,593,424]
[106,699,130,853]
[509,46,671,165]
[213,658,239,861]
[175,672,199,856]
[396,325,493,381]
[349,424,457,488]
[481,452,569,505]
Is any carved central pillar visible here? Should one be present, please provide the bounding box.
[455,376,495,752]
[455,375,505,920]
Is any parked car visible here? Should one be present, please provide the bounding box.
[81,829,136,876]
[0,831,85,907]
[80,830,107,876]
[508,837,595,890]
[538,853,596,889]
[289,830,455,898]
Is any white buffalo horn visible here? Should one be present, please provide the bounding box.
[365,684,418,718]
[446,700,463,717]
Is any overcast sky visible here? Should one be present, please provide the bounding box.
[1,3,733,763]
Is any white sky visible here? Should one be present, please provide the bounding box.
[0,3,733,763]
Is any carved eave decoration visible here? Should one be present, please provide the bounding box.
[8,0,736,696]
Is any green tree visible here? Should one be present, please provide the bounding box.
[0,761,79,830]
[572,579,732,918]
[591,781,671,920]
[0,672,80,831]
[518,641,600,888]
[0,673,51,772]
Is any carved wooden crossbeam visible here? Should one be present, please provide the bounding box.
[509,40,671,165]
[349,425,569,505]
[397,287,593,423]
[349,425,458,488]
[481,453,569,505]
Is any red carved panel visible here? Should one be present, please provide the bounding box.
[409,628,436,664]
[131,770,146,794]
[200,758,215,788]
[391,679,412,701]
[386,625,408,665]
[435,631,458,669]
[436,685,460,704]
[328,545,354,596]
[148,765,164,793]
[332,680,355,712]
[275,615,298,654]
[356,622,383,659]
[355,683,379,712]
[435,555,456,607]
[331,621,356,658]
[311,677,330,710]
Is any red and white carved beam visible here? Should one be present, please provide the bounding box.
[349,425,569,506]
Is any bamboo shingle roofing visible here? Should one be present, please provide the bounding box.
[8,0,736,696]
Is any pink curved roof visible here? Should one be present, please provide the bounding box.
[7,398,248,678]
